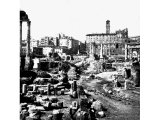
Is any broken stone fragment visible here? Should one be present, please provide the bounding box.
[72,91,78,98]
[51,103,57,108]
[53,109,60,114]
[98,111,105,118]
[20,103,28,108]
[42,101,51,109]
[41,96,49,101]
[33,84,37,92]
[74,109,89,120]
[28,113,41,120]
[95,111,105,118]
[20,109,29,120]
[22,84,27,94]
[35,106,45,111]
[60,89,64,95]
[91,100,103,111]
[57,102,63,108]
[48,115,53,120]
[28,105,37,113]
[39,89,44,95]
[49,97,58,103]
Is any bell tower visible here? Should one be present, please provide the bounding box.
[106,20,110,34]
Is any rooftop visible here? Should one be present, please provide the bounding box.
[86,33,116,36]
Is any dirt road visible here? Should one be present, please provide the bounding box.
[79,76,140,120]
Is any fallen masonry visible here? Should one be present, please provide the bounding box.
[20,58,140,120]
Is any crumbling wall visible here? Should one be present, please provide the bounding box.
[131,62,140,87]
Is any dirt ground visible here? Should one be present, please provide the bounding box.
[78,75,140,120]
[21,62,140,120]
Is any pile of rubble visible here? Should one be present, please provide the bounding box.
[20,56,140,120]
[20,61,107,120]
[20,83,107,120]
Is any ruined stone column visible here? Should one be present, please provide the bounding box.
[100,43,103,59]
[27,20,31,57]
[20,21,22,53]
[138,50,140,61]
[129,48,132,60]
[131,48,133,60]
[90,43,94,59]
[24,21,31,70]
[91,43,94,55]
[109,43,111,57]
[47,84,51,95]
[72,80,77,91]
[33,84,37,92]
[90,43,92,55]
[22,84,27,94]
[124,80,127,90]
[125,44,127,61]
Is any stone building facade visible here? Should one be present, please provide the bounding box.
[126,36,140,61]
[86,20,128,60]
[55,33,85,55]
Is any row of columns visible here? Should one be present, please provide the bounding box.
[89,42,139,62]
[89,43,112,59]
[89,43,104,59]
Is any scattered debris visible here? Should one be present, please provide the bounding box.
[20,57,140,120]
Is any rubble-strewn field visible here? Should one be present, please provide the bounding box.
[79,75,140,120]
[20,58,140,120]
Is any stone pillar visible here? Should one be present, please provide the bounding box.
[33,84,37,92]
[90,43,92,55]
[125,44,127,61]
[90,43,94,59]
[91,43,94,55]
[27,20,31,57]
[129,48,132,60]
[72,80,77,91]
[124,80,127,90]
[100,44,103,59]
[138,49,140,61]
[131,48,133,60]
[22,84,27,94]
[20,21,22,54]
[109,43,111,57]
[47,84,51,95]
[24,21,31,70]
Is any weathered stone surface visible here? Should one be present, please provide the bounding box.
[20,109,29,118]
[57,101,63,108]
[91,100,103,111]
[96,111,105,118]
[49,97,58,103]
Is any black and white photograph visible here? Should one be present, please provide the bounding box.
[19,0,140,120]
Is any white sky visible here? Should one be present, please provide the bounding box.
[21,0,139,42]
